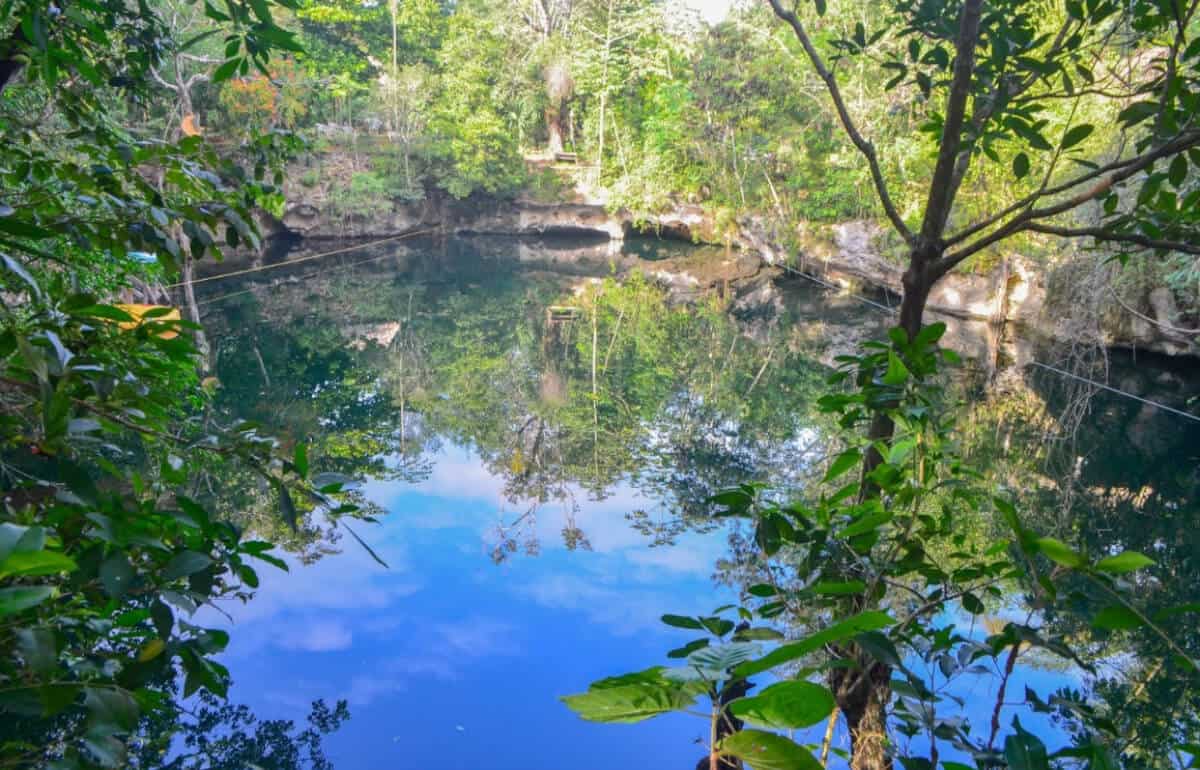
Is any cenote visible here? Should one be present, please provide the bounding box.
[184,235,1200,769]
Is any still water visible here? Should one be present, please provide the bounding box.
[194,235,1200,768]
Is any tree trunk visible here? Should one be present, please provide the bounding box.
[546,107,565,154]
[0,26,27,96]
[830,644,893,770]
[846,678,891,770]
[862,247,935,480]
[180,251,210,371]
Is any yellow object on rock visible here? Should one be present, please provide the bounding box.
[114,304,181,339]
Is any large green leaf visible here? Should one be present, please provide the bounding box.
[1005,720,1050,770]
[163,550,214,580]
[561,669,701,724]
[1060,124,1095,149]
[661,614,705,630]
[735,612,895,678]
[0,586,55,616]
[685,642,762,676]
[1094,551,1154,574]
[729,681,835,729]
[720,729,823,770]
[0,550,77,578]
[1034,537,1085,569]
[823,449,862,483]
[1092,605,1143,631]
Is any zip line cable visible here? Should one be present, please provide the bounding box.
[773,260,1200,424]
[165,228,438,290]
[193,240,429,307]
[1028,360,1200,423]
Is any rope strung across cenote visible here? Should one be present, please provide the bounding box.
[193,238,434,307]
[773,261,1200,424]
[1028,360,1200,423]
[165,228,438,291]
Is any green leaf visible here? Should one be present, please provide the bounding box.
[882,350,910,385]
[686,642,761,675]
[84,686,139,733]
[0,586,55,616]
[0,550,77,578]
[1034,537,1085,568]
[1060,124,1094,150]
[729,680,835,729]
[16,627,56,675]
[1092,605,1144,631]
[277,481,298,532]
[661,614,704,630]
[70,304,135,323]
[99,554,134,598]
[733,627,785,642]
[1168,154,1188,188]
[736,612,895,678]
[1013,152,1031,179]
[293,442,308,478]
[212,57,242,82]
[720,729,823,770]
[823,449,861,483]
[162,550,213,580]
[1094,551,1154,574]
[839,512,891,539]
[1005,718,1050,770]
[667,639,709,658]
[561,669,700,723]
[699,617,736,637]
[809,580,866,596]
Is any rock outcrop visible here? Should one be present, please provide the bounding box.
[267,186,1196,359]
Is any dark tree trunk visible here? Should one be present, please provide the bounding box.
[830,639,894,770]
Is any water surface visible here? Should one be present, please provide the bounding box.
[194,235,1200,768]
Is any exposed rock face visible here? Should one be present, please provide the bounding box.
[281,199,441,239]
[268,189,1196,359]
[275,192,729,246]
[739,218,1197,359]
[451,200,626,240]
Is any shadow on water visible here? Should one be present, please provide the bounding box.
[180,235,1199,769]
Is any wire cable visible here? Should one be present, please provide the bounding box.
[166,228,438,290]
[775,259,1200,424]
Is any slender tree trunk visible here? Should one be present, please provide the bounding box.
[596,0,614,173]
[181,253,210,370]
[546,107,565,154]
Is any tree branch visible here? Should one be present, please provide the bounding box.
[1026,223,1200,256]
[765,0,914,243]
[935,129,1200,272]
[918,0,984,246]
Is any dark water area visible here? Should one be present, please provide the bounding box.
[190,235,1200,768]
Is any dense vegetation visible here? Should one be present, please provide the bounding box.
[0,0,1198,768]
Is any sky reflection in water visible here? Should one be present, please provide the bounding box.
[195,236,1197,769]
[210,446,734,769]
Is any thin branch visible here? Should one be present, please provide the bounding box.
[1107,284,1200,334]
[936,130,1200,272]
[1026,223,1200,257]
[765,0,913,243]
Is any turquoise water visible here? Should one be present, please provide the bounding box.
[194,235,1200,768]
